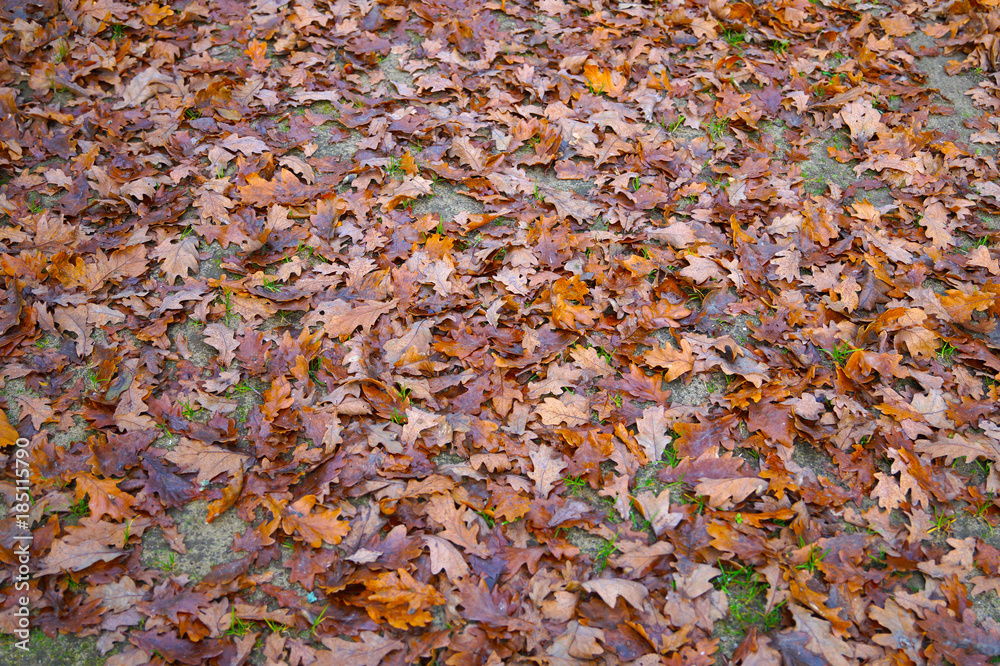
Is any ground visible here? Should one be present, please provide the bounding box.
[3,0,1000,664]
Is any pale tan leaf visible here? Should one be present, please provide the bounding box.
[787,604,856,666]
[968,245,1000,275]
[424,534,470,581]
[535,394,591,427]
[220,134,269,156]
[202,323,240,366]
[527,364,583,399]
[547,621,604,660]
[528,445,568,498]
[839,99,881,145]
[635,405,671,462]
[582,578,649,609]
[115,67,175,109]
[312,299,400,339]
[919,201,954,249]
[679,256,722,283]
[425,494,490,558]
[164,437,249,485]
[694,477,767,509]
[151,236,199,284]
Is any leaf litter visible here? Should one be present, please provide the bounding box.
[3,0,1000,664]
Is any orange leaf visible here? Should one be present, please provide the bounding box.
[238,169,318,207]
[0,410,19,448]
[244,39,271,72]
[72,473,136,522]
[362,569,444,629]
[138,3,174,26]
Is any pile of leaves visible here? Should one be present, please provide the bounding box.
[4,0,1000,663]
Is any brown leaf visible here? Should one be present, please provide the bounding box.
[0,409,19,448]
[238,169,319,207]
[264,495,350,548]
[362,569,445,629]
[449,136,487,171]
[868,599,921,661]
[115,67,175,108]
[377,176,435,211]
[644,339,694,382]
[633,489,684,537]
[220,134,269,156]
[785,604,855,666]
[548,620,605,659]
[680,256,723,283]
[919,201,954,249]
[72,473,136,521]
[38,539,124,575]
[968,245,1000,275]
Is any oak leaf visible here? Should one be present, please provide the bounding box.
[164,438,248,485]
[87,246,149,291]
[869,599,921,661]
[919,201,954,249]
[115,67,174,108]
[244,39,271,72]
[635,405,671,463]
[72,473,136,522]
[915,433,1000,465]
[311,299,399,339]
[202,324,240,366]
[871,472,905,511]
[548,620,605,660]
[528,445,568,498]
[527,363,583,399]
[316,632,405,666]
[425,493,490,557]
[839,99,881,145]
[220,134,268,156]
[0,410,19,448]
[968,245,1000,275]
[38,539,124,575]
[264,495,350,548]
[424,534,470,581]
[362,569,445,629]
[582,579,649,609]
[644,339,694,382]
[695,477,767,509]
[151,236,199,284]
[378,176,435,211]
[633,489,684,537]
[535,394,591,427]
[786,604,856,666]
[679,256,722,283]
[238,169,318,206]
[449,136,487,171]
